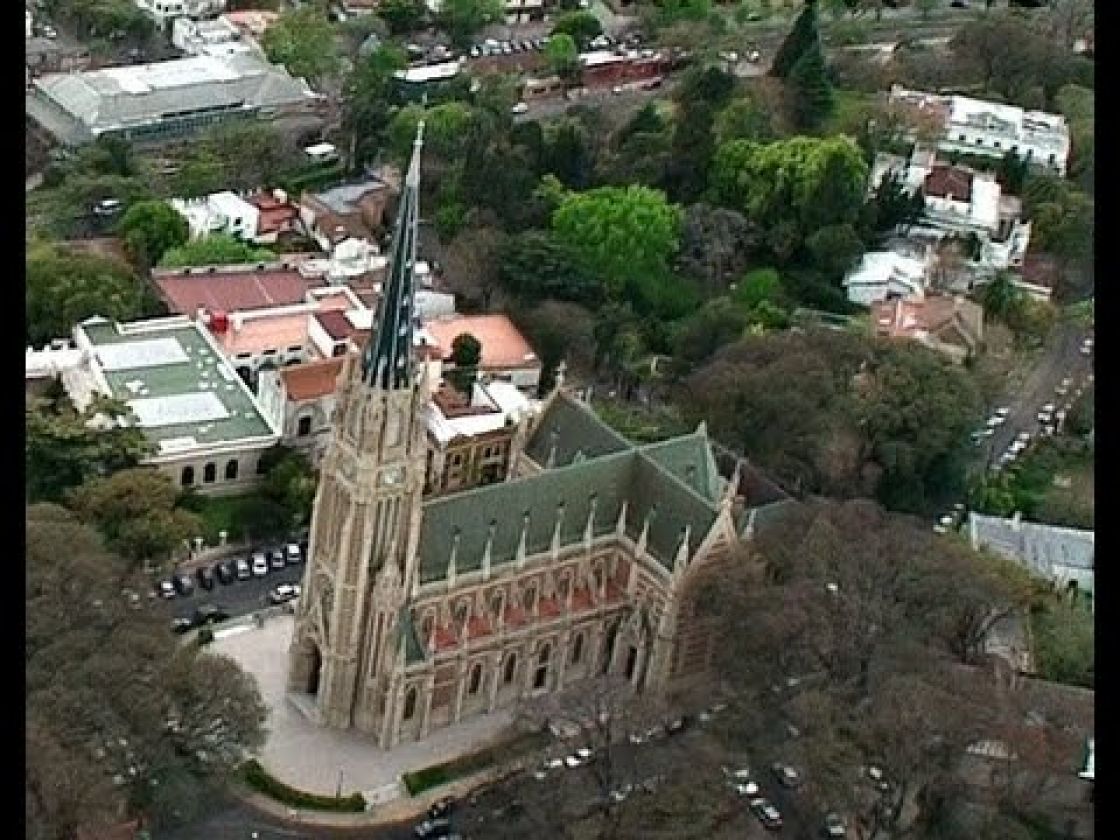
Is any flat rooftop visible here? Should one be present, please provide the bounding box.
[79,318,276,453]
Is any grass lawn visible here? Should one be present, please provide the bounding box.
[190,492,267,543]
[1037,457,1094,530]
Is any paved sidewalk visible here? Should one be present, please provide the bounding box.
[213,616,517,799]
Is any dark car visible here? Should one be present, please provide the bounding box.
[428,797,455,820]
[170,617,194,635]
[193,604,230,625]
[196,566,215,590]
[269,549,286,571]
[772,762,803,789]
[173,574,195,597]
[413,816,451,838]
[215,562,234,585]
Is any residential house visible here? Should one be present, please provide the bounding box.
[133,0,227,30]
[299,168,401,252]
[171,191,262,243]
[245,189,302,244]
[870,295,984,364]
[969,512,1094,596]
[888,85,1071,177]
[420,313,543,395]
[871,148,1033,272]
[152,260,328,316]
[62,315,280,495]
[843,251,930,306]
[219,9,278,49]
[171,15,257,58]
[256,355,348,465]
[393,61,464,103]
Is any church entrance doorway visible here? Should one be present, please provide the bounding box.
[305,643,322,696]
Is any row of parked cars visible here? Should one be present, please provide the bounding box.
[157,540,307,600]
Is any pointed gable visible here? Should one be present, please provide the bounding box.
[638,430,725,504]
[523,391,631,469]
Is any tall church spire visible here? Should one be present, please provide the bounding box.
[362,123,424,390]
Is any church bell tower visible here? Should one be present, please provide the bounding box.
[288,126,429,733]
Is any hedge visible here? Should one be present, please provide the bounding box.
[402,731,550,796]
[241,759,366,812]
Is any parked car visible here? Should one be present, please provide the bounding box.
[823,811,847,838]
[413,816,451,838]
[1055,377,1072,396]
[251,552,269,577]
[1080,337,1093,356]
[511,101,529,114]
[196,566,215,590]
[235,557,252,580]
[173,574,195,597]
[771,762,802,788]
[750,797,783,829]
[92,198,122,217]
[215,562,234,585]
[269,583,302,605]
[428,797,454,820]
[269,549,286,571]
[170,617,194,634]
[193,604,230,625]
[158,579,177,599]
[285,543,302,564]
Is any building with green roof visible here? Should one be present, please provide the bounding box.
[66,315,280,495]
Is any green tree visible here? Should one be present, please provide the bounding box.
[26,504,267,836]
[159,234,276,268]
[342,45,407,168]
[387,101,475,163]
[551,10,603,48]
[545,33,581,82]
[499,231,602,304]
[26,240,154,347]
[440,0,504,48]
[258,446,318,530]
[117,200,189,267]
[449,332,483,393]
[671,297,750,371]
[805,224,864,278]
[26,393,152,507]
[67,468,202,571]
[982,273,1024,322]
[714,96,777,144]
[261,7,342,82]
[377,0,425,35]
[787,41,834,130]
[771,0,822,79]
[551,185,683,301]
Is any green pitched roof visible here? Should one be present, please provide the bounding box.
[523,391,631,468]
[638,430,726,505]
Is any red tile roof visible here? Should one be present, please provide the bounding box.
[424,314,539,371]
[314,309,360,341]
[247,191,299,236]
[280,356,347,402]
[153,266,321,314]
[924,165,973,202]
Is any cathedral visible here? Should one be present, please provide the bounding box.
[287,126,753,749]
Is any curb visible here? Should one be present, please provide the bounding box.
[230,761,521,829]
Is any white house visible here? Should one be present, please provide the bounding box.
[133,0,227,30]
[969,512,1094,598]
[171,191,261,243]
[171,15,255,58]
[889,85,1071,177]
[843,251,929,306]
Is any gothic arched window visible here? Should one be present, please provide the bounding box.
[403,687,417,721]
[468,662,483,696]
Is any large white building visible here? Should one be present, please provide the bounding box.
[171,15,257,58]
[843,251,930,306]
[62,315,280,495]
[889,85,1071,177]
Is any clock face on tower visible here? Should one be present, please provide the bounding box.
[380,466,405,487]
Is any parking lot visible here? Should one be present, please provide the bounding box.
[156,543,308,627]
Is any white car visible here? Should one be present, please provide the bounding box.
[251,552,269,577]
[511,101,529,115]
[269,583,301,605]
[986,415,1005,428]
[564,755,583,768]
[938,514,954,529]
[995,406,1011,417]
[158,580,176,599]
[1037,410,1053,423]
[1056,378,1072,396]
[1016,431,1032,444]
[1080,338,1093,355]
[1040,403,1056,415]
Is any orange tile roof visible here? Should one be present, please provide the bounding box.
[280,356,347,402]
[424,314,539,371]
[212,312,310,356]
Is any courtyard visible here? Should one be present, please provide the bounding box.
[212,614,517,801]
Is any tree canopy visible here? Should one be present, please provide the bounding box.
[159,234,277,269]
[550,10,602,49]
[117,200,188,267]
[440,0,504,48]
[27,240,154,346]
[261,7,342,83]
[27,504,267,836]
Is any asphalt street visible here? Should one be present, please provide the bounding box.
[982,323,1092,466]
[156,799,415,840]
[160,561,307,623]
